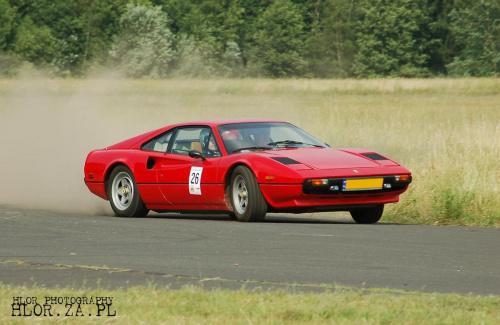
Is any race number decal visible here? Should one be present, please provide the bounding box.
[189,167,203,195]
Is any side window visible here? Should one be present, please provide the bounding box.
[141,131,173,152]
[171,127,221,157]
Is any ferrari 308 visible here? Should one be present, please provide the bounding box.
[84,119,412,223]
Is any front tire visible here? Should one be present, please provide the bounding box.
[230,166,267,222]
[107,166,149,218]
[350,205,384,224]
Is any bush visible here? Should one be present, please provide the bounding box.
[109,4,175,78]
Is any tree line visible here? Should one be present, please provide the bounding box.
[0,0,498,78]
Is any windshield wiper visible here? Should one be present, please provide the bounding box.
[268,140,323,147]
[232,146,272,153]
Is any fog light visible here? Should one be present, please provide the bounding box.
[329,185,339,191]
[384,183,392,189]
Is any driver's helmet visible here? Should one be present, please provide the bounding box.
[221,129,239,140]
[199,128,211,149]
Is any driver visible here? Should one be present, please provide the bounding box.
[251,127,271,147]
[199,129,220,157]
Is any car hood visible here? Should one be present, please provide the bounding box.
[264,147,398,170]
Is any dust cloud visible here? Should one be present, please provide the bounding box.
[0,77,177,215]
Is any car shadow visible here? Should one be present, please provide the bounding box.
[147,212,401,225]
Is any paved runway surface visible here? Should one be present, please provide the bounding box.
[1,205,498,295]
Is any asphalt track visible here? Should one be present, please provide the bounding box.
[1,205,499,296]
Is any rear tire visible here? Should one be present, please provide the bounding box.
[230,166,267,222]
[107,166,149,218]
[350,205,384,224]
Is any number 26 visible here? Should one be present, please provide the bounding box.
[190,172,199,184]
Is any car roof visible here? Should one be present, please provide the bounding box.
[171,118,285,128]
[107,118,287,150]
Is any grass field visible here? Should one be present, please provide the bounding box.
[1,77,498,226]
[2,284,500,324]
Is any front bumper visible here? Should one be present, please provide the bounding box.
[260,176,411,212]
[303,175,412,195]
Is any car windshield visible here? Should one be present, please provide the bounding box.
[217,122,326,154]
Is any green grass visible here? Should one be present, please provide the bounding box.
[0,78,499,225]
[2,284,500,324]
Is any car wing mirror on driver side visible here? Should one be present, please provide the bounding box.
[188,150,206,160]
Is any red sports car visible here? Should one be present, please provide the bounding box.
[84,119,412,223]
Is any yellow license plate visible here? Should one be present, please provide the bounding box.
[343,178,383,191]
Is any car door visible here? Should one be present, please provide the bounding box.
[155,126,224,207]
[136,129,175,207]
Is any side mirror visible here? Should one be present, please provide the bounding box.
[188,150,206,160]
